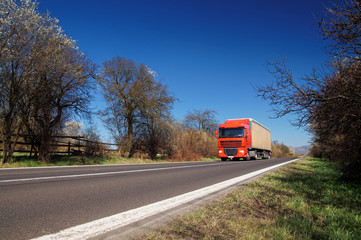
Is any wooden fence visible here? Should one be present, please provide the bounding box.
[0,135,119,156]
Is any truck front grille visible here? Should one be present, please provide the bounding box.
[220,141,242,148]
[225,148,238,156]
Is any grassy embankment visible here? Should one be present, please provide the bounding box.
[143,157,360,240]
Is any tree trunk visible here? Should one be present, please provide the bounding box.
[39,130,51,163]
[127,120,134,158]
[147,132,158,160]
[1,122,15,164]
[1,135,11,164]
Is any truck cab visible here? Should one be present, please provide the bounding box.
[217,119,250,161]
[217,119,271,161]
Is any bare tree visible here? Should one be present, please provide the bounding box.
[257,59,322,128]
[257,0,361,179]
[98,57,176,159]
[137,73,175,159]
[27,44,95,162]
[98,57,140,157]
[183,109,218,132]
[310,62,361,173]
[319,0,361,60]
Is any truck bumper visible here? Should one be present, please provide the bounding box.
[218,147,247,159]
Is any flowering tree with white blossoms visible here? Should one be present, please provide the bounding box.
[0,0,95,163]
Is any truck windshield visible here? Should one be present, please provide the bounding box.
[219,128,244,138]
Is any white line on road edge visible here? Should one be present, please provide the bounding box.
[32,158,300,240]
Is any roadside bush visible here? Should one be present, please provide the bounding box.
[170,129,218,161]
[83,126,106,157]
[271,140,291,158]
[309,142,323,158]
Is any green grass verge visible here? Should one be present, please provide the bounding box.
[0,154,219,168]
[143,158,361,240]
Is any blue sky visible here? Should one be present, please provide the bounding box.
[38,0,340,147]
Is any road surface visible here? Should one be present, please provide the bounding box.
[0,158,296,239]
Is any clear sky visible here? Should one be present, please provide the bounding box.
[37,0,341,147]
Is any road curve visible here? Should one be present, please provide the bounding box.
[0,158,296,240]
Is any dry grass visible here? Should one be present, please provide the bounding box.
[271,141,293,158]
[171,129,218,161]
[140,158,361,240]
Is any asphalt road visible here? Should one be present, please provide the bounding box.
[0,158,295,240]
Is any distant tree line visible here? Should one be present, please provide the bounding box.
[257,0,361,180]
[0,0,218,164]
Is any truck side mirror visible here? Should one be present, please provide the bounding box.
[215,130,218,138]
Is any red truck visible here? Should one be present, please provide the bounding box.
[216,118,271,161]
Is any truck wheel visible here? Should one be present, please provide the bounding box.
[245,153,250,161]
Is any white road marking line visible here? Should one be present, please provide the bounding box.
[0,162,225,183]
[32,158,299,240]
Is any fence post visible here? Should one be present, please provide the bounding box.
[29,145,33,157]
[68,141,71,156]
